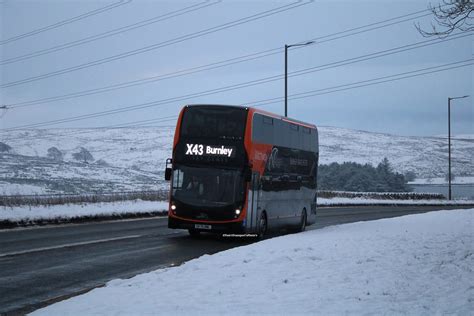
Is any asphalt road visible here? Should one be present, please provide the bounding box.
[0,205,472,314]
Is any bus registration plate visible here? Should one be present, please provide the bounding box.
[195,224,212,230]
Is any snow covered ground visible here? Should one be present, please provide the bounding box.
[2,198,473,223]
[1,126,473,194]
[0,200,168,223]
[318,126,474,178]
[32,208,474,315]
[317,197,474,206]
[409,176,474,185]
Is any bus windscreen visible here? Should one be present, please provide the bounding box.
[172,165,245,207]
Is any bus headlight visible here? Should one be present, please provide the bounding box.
[171,204,177,211]
[235,209,241,215]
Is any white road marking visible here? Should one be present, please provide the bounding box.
[0,234,143,258]
[0,216,168,233]
[317,206,359,209]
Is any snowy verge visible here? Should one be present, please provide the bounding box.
[317,197,474,206]
[32,208,474,315]
[1,198,473,227]
[0,200,168,227]
[409,176,474,185]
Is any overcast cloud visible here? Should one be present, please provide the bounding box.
[0,0,472,136]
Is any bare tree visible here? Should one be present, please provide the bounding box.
[47,147,64,161]
[416,0,474,37]
[0,142,12,152]
[72,147,94,164]
[95,159,109,166]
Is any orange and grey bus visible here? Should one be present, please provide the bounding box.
[165,104,318,237]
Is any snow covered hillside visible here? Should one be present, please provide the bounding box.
[31,208,474,315]
[319,126,473,178]
[0,153,165,194]
[1,128,173,194]
[1,126,473,194]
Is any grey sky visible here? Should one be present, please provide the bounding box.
[0,0,472,136]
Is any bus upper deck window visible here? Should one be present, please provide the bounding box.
[263,116,273,125]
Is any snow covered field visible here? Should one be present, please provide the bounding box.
[2,198,473,224]
[317,197,474,206]
[409,176,474,185]
[0,200,168,223]
[2,126,473,194]
[32,208,474,315]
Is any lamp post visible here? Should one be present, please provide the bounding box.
[284,41,314,117]
[447,95,469,200]
[0,105,7,119]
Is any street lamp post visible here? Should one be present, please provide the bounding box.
[447,95,469,200]
[284,41,314,117]
[0,105,7,119]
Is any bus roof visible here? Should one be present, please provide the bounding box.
[184,104,317,130]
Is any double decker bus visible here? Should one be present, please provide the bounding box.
[165,104,318,237]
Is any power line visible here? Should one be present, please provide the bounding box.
[80,60,474,126]
[6,6,436,108]
[0,1,310,89]
[0,1,220,65]
[1,1,432,66]
[57,115,178,131]
[2,59,471,144]
[2,57,472,144]
[0,0,132,45]
[3,33,470,130]
[2,119,178,143]
[287,33,471,77]
[6,48,279,109]
[2,57,472,134]
[96,116,178,128]
[5,45,471,130]
[248,60,474,108]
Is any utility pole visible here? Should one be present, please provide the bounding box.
[447,95,469,200]
[284,41,314,117]
[0,105,7,118]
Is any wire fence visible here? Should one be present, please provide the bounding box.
[318,190,445,200]
[0,189,446,207]
[0,190,169,207]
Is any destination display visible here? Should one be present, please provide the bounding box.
[185,143,235,158]
[174,139,247,167]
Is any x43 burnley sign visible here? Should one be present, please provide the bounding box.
[185,143,235,158]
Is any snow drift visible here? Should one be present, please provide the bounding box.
[32,208,474,315]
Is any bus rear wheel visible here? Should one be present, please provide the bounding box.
[257,211,267,239]
[298,208,307,232]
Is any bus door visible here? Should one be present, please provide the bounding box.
[247,172,261,233]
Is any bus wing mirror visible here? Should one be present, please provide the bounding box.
[165,168,172,181]
[165,158,172,181]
